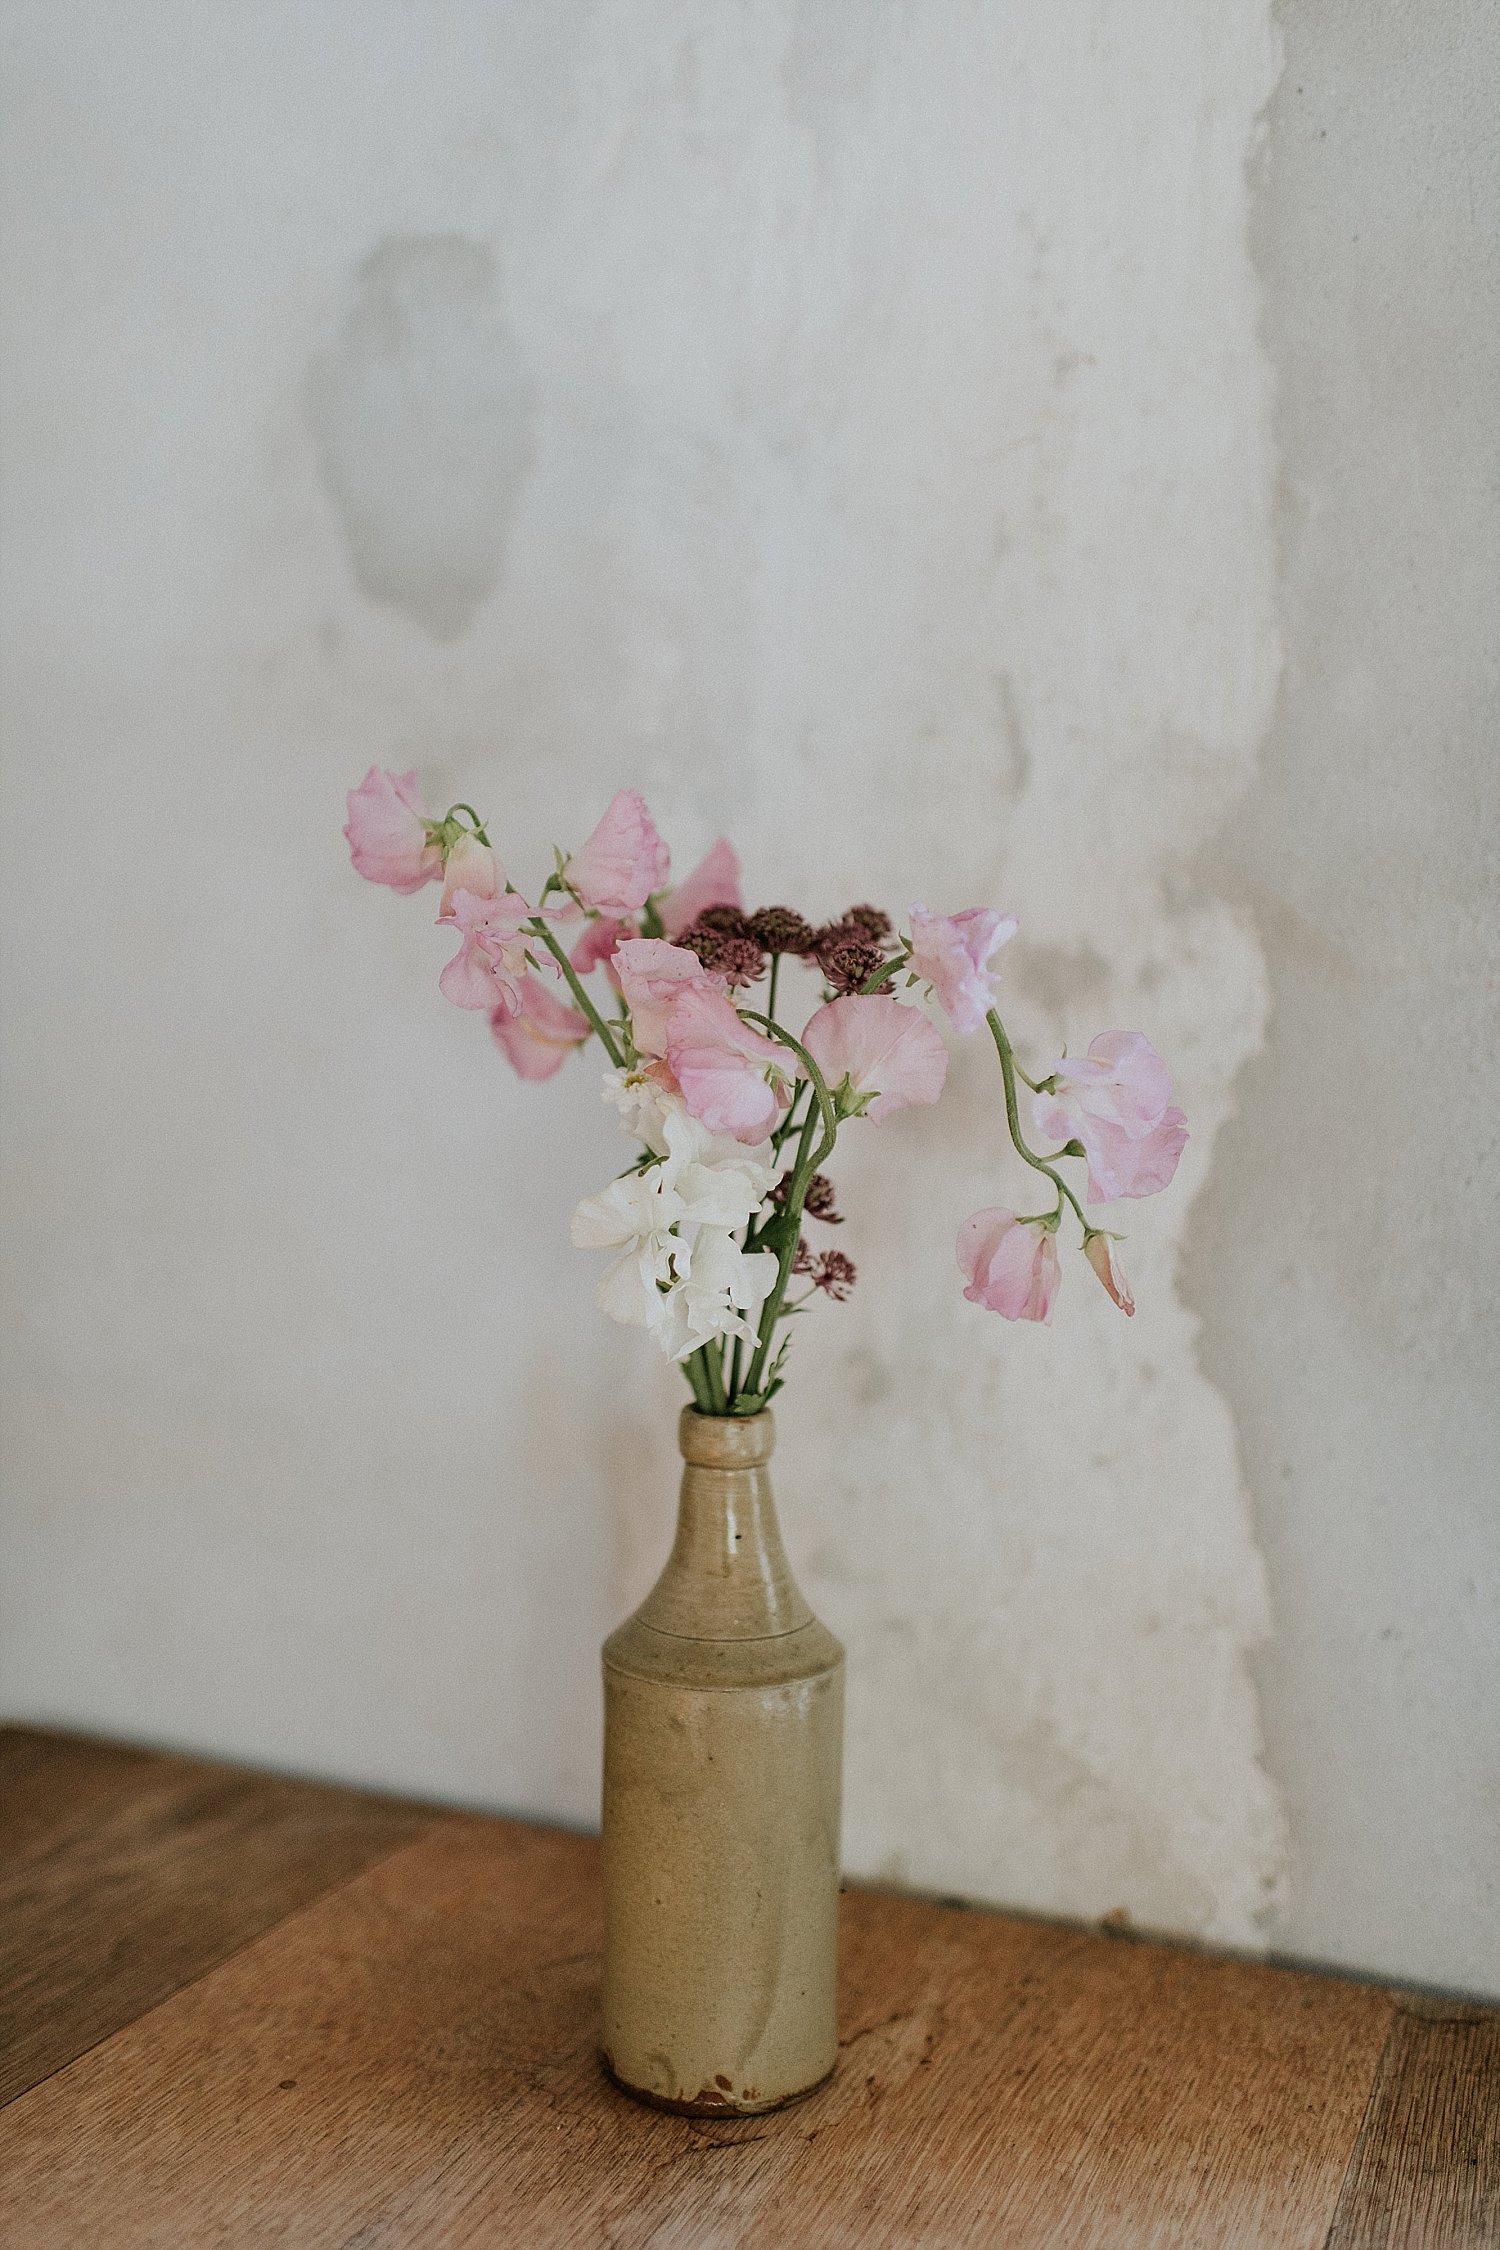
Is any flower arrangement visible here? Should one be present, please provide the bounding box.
[346,772,1187,1415]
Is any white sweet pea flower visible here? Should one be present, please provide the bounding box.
[601,1066,782,1188]
[601,1064,679,1156]
[571,1163,691,1347]
[643,1227,779,1361]
[669,1116,778,1222]
[675,1229,779,1357]
[574,1078,781,1359]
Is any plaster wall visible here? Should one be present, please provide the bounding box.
[0,1,1492,1989]
[1189,0,1500,1993]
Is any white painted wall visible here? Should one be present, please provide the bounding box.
[1,2,1493,1992]
[1189,0,1500,1994]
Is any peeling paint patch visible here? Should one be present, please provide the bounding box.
[308,234,534,640]
[586,3,1294,1955]
[1010,939,1110,1024]
[1183,0,1500,1994]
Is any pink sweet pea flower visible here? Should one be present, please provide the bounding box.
[801,996,948,1122]
[490,975,590,1081]
[908,904,1018,1035]
[438,889,534,1013]
[438,830,501,918]
[565,790,671,914]
[1031,1030,1188,1203]
[344,767,442,893]
[664,986,791,1145]
[571,916,635,985]
[616,938,723,1058]
[1083,1231,1135,1315]
[957,1208,1060,1323]
[659,838,743,939]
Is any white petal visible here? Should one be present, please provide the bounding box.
[571,1186,634,1251]
[672,1160,762,1232]
[572,1173,649,1249]
[657,1101,716,1181]
[673,1231,781,1349]
[602,1067,681,1156]
[665,1293,712,1360]
[690,1126,780,1192]
[734,1247,780,1313]
[596,1247,660,1328]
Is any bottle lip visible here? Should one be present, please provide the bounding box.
[678,1404,776,1467]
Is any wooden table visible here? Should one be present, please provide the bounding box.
[0,1728,1494,2246]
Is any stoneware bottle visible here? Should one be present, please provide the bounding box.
[600,1406,844,2114]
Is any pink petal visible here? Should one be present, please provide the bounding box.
[1027,1233,1061,1321]
[664,985,788,1144]
[1056,1031,1174,1131]
[437,890,532,1013]
[442,887,531,937]
[344,767,442,893]
[1084,1232,1135,1314]
[440,933,509,1010]
[956,1207,1059,1323]
[438,832,501,918]
[1031,1031,1187,1201]
[490,975,590,1081]
[801,996,948,1122]
[659,838,743,938]
[565,790,671,914]
[908,905,1018,1035]
[616,937,723,1058]
[1031,1089,1078,1150]
[1080,1106,1188,1202]
[571,916,635,984]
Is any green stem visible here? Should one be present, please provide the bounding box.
[744,1098,821,1398]
[444,804,491,844]
[693,1342,727,1413]
[738,1016,838,1168]
[858,949,909,995]
[527,919,626,1068]
[681,1350,711,1412]
[986,1008,1089,1233]
[770,1080,811,1156]
[744,1084,810,1260]
[767,954,781,1022]
[737,1016,843,1400]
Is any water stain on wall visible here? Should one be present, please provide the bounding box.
[1182,0,1500,1994]
[1011,938,1110,1022]
[308,233,536,640]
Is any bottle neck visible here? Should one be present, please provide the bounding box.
[633,1439,812,1643]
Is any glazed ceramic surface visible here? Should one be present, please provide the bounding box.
[600,1407,844,2113]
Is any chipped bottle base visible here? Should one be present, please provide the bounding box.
[600,1408,844,2115]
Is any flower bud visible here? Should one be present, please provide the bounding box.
[1084,1231,1135,1315]
[439,831,500,918]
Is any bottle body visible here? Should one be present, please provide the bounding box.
[600,1408,844,2114]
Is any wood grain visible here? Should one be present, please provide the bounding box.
[1326,1993,1500,2248]
[0,1726,434,2104]
[0,1809,1399,2249]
